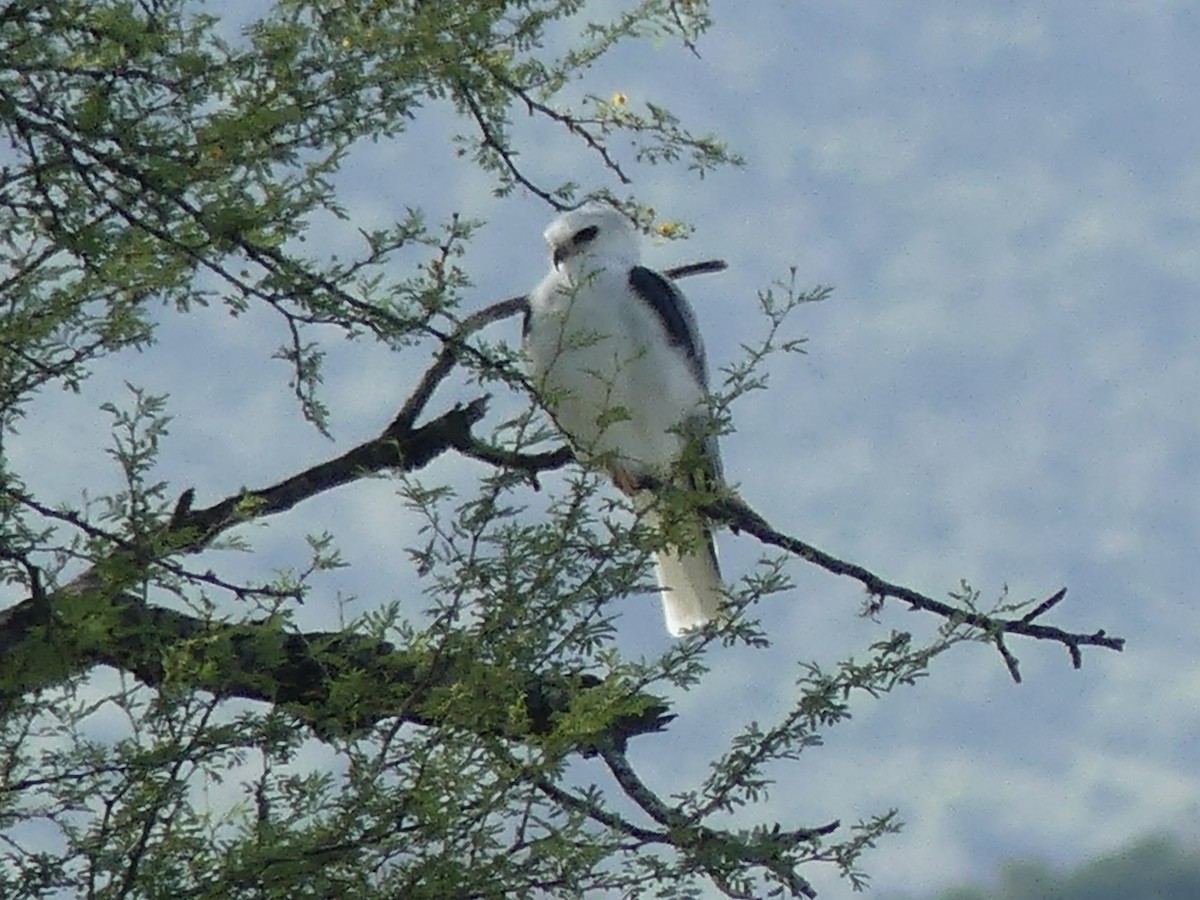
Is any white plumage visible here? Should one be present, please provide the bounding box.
[524,203,726,635]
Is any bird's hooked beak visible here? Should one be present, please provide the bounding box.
[550,222,598,270]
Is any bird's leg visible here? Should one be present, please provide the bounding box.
[610,465,642,496]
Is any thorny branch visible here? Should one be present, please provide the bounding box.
[529,748,837,900]
[599,747,835,899]
[709,496,1123,680]
[4,256,1122,701]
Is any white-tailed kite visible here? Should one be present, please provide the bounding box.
[524,202,725,635]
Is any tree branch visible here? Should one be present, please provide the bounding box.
[599,746,833,899]
[533,778,667,844]
[709,496,1124,678]
[0,584,672,746]
[160,257,732,547]
[170,397,490,551]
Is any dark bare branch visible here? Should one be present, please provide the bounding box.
[599,747,827,899]
[0,587,671,747]
[708,496,1125,676]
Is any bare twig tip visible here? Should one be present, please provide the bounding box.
[1020,586,1068,623]
[995,635,1022,684]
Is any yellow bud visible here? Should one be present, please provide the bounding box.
[611,91,628,108]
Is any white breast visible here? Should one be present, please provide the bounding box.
[526,266,705,479]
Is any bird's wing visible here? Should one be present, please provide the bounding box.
[519,296,532,340]
[628,266,723,485]
[627,266,707,387]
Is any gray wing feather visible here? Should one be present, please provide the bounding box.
[627,266,707,387]
[628,266,725,487]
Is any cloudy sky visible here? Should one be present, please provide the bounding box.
[8,1,1200,896]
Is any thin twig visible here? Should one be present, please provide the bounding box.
[1020,586,1067,623]
[495,71,633,186]
[707,496,1125,676]
[600,746,821,899]
[995,635,1022,683]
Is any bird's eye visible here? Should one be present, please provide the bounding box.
[573,225,599,246]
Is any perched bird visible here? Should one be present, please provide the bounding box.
[524,202,726,635]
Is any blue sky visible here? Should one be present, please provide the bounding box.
[6,1,1200,896]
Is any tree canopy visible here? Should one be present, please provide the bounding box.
[0,1,1123,897]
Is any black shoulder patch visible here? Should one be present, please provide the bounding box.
[628,266,705,384]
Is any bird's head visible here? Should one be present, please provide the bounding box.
[544,203,640,278]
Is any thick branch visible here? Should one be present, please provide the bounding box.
[0,586,671,746]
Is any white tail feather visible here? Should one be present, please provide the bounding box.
[655,541,724,636]
[637,502,724,635]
